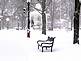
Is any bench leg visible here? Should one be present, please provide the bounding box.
[46,47,47,50]
[42,47,43,52]
[51,47,52,52]
[38,45,39,49]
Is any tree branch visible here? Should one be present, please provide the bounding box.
[30,5,42,15]
[45,0,52,11]
[37,0,42,4]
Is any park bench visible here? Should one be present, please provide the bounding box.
[37,37,56,52]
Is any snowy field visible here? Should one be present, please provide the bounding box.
[0,28,81,61]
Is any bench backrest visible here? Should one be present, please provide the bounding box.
[47,37,56,46]
[51,37,55,46]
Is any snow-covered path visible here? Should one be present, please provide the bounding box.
[0,29,81,61]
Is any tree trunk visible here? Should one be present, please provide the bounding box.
[42,0,46,35]
[73,0,80,44]
[0,21,1,30]
[27,2,30,37]
[1,10,4,29]
[50,0,54,30]
[21,14,26,30]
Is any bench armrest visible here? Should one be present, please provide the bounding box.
[37,40,46,44]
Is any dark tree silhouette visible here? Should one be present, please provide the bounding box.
[27,2,30,38]
[42,0,46,35]
[73,0,80,44]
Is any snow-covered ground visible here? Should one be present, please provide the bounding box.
[0,28,81,61]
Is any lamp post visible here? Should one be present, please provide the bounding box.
[6,18,9,30]
[27,0,31,38]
